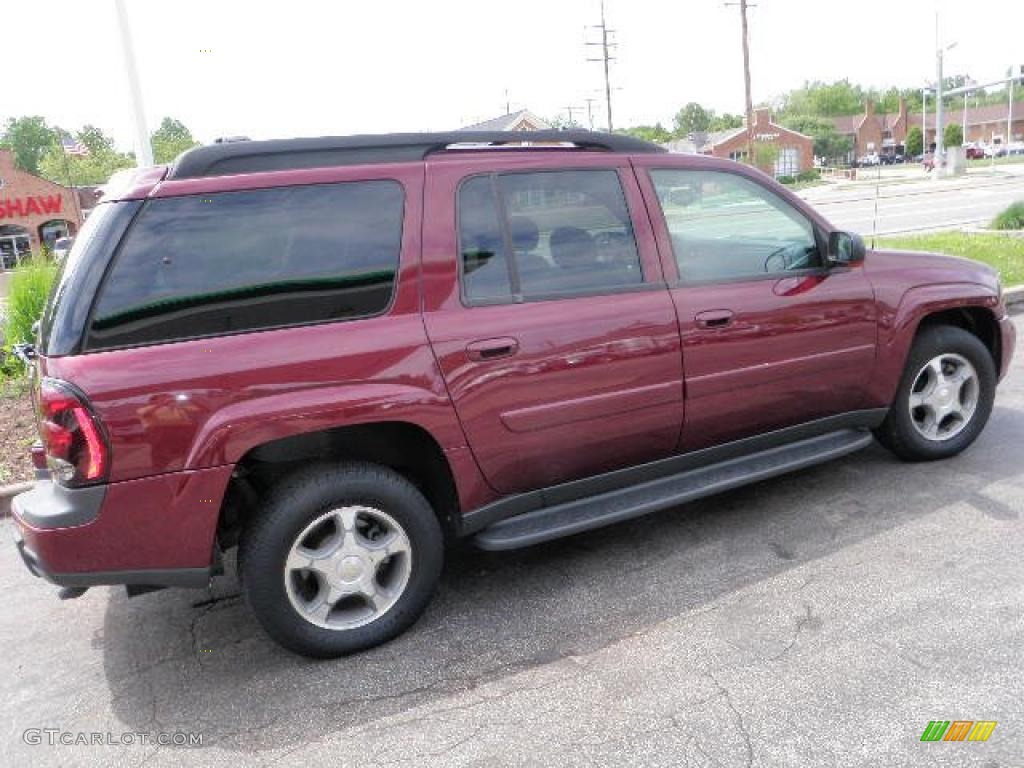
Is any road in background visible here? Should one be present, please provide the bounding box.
[800,164,1024,237]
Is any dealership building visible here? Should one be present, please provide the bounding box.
[0,149,85,262]
[666,108,815,176]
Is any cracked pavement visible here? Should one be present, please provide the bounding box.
[2,319,1022,767]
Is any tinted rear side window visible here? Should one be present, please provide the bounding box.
[87,180,404,350]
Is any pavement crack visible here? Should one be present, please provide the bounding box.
[707,671,754,767]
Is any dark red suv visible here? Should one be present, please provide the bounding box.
[11,131,1015,657]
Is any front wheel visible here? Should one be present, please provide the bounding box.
[240,462,444,658]
[874,325,996,462]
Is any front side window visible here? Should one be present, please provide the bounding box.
[650,169,820,282]
[88,180,404,350]
[458,169,642,303]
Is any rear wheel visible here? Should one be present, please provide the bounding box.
[874,325,996,461]
[240,462,443,658]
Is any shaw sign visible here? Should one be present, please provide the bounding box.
[0,195,64,219]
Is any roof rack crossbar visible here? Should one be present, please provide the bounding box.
[167,130,666,179]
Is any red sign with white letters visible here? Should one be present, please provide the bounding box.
[0,195,64,219]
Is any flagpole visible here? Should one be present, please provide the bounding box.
[55,131,84,242]
[114,0,153,167]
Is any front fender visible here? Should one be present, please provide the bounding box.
[865,282,1000,407]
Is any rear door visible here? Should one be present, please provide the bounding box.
[636,158,877,452]
[422,154,684,495]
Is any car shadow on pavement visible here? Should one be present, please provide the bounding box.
[100,405,1024,754]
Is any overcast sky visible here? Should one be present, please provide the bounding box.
[3,0,1021,152]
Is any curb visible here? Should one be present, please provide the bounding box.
[1005,286,1024,312]
[0,481,33,519]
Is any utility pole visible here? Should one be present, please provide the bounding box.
[113,0,153,167]
[586,0,616,131]
[725,1,756,162]
[584,97,598,130]
[563,105,583,127]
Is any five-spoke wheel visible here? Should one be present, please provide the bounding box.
[875,325,995,461]
[241,463,443,658]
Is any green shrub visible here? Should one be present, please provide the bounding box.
[991,201,1024,231]
[777,174,796,185]
[797,169,821,182]
[2,255,57,375]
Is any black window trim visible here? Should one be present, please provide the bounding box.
[81,179,407,354]
[455,167,657,308]
[645,166,830,288]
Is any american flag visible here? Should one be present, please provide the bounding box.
[61,135,90,156]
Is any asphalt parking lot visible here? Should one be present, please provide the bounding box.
[1,320,1021,767]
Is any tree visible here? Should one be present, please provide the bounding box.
[780,115,852,163]
[617,124,672,144]
[673,103,712,137]
[943,123,964,148]
[905,125,924,158]
[708,113,744,131]
[37,124,133,186]
[779,80,865,118]
[151,117,200,163]
[0,116,54,175]
[38,144,133,186]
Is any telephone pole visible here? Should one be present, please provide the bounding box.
[586,0,616,132]
[725,1,756,162]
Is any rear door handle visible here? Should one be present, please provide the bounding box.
[695,309,734,329]
[466,337,520,361]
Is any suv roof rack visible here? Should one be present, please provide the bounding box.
[166,130,666,179]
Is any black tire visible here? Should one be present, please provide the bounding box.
[874,325,996,462]
[240,462,443,658]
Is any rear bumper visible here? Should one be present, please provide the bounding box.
[999,312,1016,382]
[9,466,234,589]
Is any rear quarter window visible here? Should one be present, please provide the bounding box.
[86,180,404,350]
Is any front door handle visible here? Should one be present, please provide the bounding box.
[695,309,734,329]
[466,337,520,361]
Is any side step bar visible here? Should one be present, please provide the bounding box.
[473,429,874,551]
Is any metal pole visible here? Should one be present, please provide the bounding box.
[600,0,613,131]
[114,0,153,167]
[1008,71,1015,151]
[740,0,754,163]
[922,88,927,155]
[935,27,944,165]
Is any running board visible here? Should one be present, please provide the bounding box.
[473,429,874,551]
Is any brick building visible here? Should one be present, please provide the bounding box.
[834,99,1024,161]
[667,108,814,177]
[0,149,83,262]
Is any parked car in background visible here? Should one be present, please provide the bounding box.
[964,144,986,160]
[857,153,880,167]
[52,237,73,263]
[984,145,1007,158]
[9,130,1016,658]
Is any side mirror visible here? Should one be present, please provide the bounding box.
[828,231,866,266]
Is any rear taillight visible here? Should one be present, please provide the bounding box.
[37,377,109,486]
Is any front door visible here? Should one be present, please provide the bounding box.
[638,162,877,452]
[422,156,684,495]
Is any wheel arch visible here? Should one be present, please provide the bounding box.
[867,284,1001,408]
[219,421,462,548]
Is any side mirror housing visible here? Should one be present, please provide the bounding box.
[828,231,866,266]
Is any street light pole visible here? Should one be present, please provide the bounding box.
[113,0,153,167]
